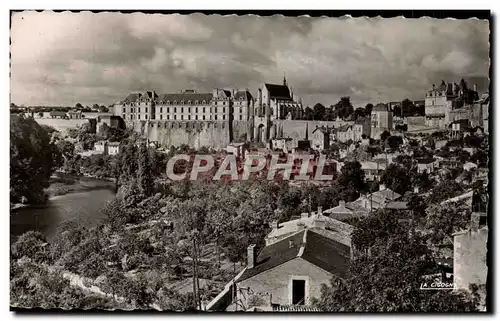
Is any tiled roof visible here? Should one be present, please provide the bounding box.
[49,111,67,116]
[264,84,292,100]
[239,231,305,281]
[157,93,213,104]
[370,188,401,202]
[372,103,390,112]
[122,93,141,103]
[234,90,253,101]
[239,229,350,282]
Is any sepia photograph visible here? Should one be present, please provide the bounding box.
[9,9,491,312]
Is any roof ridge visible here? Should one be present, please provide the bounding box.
[297,229,308,258]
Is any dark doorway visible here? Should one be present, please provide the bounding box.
[292,279,306,305]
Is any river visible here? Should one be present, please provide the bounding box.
[10,177,116,244]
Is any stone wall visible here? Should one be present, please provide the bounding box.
[273,120,354,148]
[132,120,232,150]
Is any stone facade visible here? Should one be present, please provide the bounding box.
[453,226,488,290]
[370,103,392,140]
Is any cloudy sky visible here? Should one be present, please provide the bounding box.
[10,11,490,108]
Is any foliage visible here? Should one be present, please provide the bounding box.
[314,211,479,312]
[10,115,56,204]
[425,201,471,244]
[380,164,413,195]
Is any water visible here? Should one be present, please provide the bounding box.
[10,183,115,244]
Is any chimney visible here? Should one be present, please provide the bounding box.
[379,184,386,191]
[270,220,279,229]
[339,200,346,207]
[317,206,323,216]
[247,244,256,269]
[473,84,478,93]
[289,240,294,248]
[313,217,326,230]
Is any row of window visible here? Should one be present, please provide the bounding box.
[142,121,228,130]
[129,114,250,121]
[122,106,250,115]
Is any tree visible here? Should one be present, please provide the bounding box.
[10,115,55,204]
[425,201,471,244]
[334,97,354,120]
[137,144,154,197]
[313,211,479,312]
[401,98,416,117]
[99,105,109,113]
[364,103,373,115]
[337,161,366,200]
[303,106,313,120]
[11,231,50,263]
[75,103,83,109]
[380,130,391,142]
[380,164,413,195]
[312,103,326,120]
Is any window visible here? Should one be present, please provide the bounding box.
[138,115,141,120]
[188,115,191,120]
[167,115,169,120]
[138,108,141,113]
[167,107,170,113]
[160,107,163,113]
[215,115,218,120]
[239,115,242,121]
[223,115,226,120]
[174,115,177,120]
[181,107,184,113]
[122,108,125,113]
[174,107,177,113]
[203,115,205,120]
[196,107,198,113]
[292,280,306,305]
[160,115,163,120]
[145,115,148,119]
[223,107,226,113]
[181,115,184,120]
[203,107,205,113]
[195,115,198,120]
[146,108,148,113]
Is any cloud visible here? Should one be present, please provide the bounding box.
[10,12,490,107]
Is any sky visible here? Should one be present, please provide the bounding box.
[10,11,490,108]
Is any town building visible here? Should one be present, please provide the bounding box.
[333,123,364,143]
[107,142,122,156]
[311,126,332,151]
[360,160,387,181]
[49,110,68,119]
[351,185,407,212]
[424,80,479,129]
[68,110,83,119]
[206,209,353,311]
[323,200,369,220]
[416,158,438,174]
[94,140,108,154]
[370,103,393,140]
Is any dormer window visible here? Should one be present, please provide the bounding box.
[173,101,177,104]
[187,100,192,105]
[166,101,170,105]
[202,100,206,104]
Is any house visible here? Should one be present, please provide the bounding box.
[360,160,387,181]
[50,110,68,119]
[94,141,108,154]
[333,124,363,143]
[441,189,488,213]
[435,140,448,150]
[351,184,407,212]
[416,158,437,174]
[207,210,354,311]
[107,142,122,156]
[270,138,294,153]
[68,110,83,119]
[311,126,332,151]
[226,142,247,158]
[323,200,369,220]
[449,119,471,138]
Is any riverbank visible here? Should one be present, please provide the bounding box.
[45,172,116,198]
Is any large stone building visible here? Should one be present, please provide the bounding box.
[370,103,393,140]
[424,79,479,129]
[114,88,254,123]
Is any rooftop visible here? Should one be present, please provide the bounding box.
[239,229,350,282]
